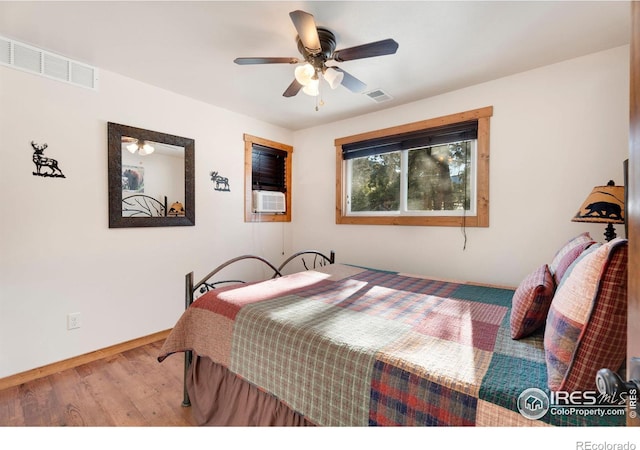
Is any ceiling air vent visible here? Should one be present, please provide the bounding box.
[0,35,98,90]
[364,89,393,103]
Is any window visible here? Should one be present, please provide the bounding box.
[335,107,492,226]
[244,134,293,222]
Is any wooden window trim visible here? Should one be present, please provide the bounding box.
[244,133,293,222]
[335,106,492,227]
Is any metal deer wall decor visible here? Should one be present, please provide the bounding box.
[210,171,230,192]
[30,141,66,178]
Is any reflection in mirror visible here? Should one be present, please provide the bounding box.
[108,122,195,228]
[120,138,185,218]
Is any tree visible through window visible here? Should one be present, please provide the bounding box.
[350,153,400,212]
[336,107,491,227]
[407,141,472,212]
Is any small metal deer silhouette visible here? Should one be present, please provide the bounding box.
[210,171,230,191]
[30,141,65,178]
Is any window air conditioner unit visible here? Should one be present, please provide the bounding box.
[252,190,286,213]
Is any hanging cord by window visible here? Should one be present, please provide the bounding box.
[461,208,467,250]
[461,143,468,250]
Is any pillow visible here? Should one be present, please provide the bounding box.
[548,232,596,284]
[555,242,601,290]
[552,240,596,286]
[544,238,628,392]
[510,264,555,339]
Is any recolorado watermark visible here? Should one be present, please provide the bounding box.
[517,387,636,420]
[576,443,636,450]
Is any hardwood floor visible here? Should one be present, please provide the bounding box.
[0,339,196,426]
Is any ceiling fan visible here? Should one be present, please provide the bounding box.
[121,136,155,155]
[234,10,399,99]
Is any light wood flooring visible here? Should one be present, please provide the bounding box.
[0,339,196,426]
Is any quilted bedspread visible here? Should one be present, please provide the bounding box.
[158,264,623,427]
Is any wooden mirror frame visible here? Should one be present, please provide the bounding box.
[107,122,195,228]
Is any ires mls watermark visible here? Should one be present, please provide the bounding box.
[517,387,637,420]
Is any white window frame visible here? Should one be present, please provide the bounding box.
[335,107,492,227]
[345,140,478,217]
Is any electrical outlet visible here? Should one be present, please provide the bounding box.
[67,312,81,330]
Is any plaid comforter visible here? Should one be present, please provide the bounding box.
[158,264,623,426]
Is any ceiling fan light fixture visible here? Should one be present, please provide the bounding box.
[294,63,315,86]
[324,67,344,90]
[302,78,320,96]
[138,141,155,156]
[126,142,138,154]
[233,10,399,103]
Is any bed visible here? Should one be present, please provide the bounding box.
[158,236,628,427]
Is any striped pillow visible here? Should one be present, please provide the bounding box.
[552,240,596,286]
[548,232,596,283]
[544,238,628,392]
[510,264,555,339]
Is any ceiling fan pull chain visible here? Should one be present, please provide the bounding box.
[316,84,325,111]
[315,80,322,111]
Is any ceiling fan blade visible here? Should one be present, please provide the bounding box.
[289,10,322,54]
[234,57,299,65]
[283,79,303,97]
[333,39,399,62]
[332,67,367,93]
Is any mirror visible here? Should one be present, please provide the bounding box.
[108,122,195,228]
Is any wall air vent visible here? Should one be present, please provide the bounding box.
[0,37,10,65]
[0,35,98,90]
[364,88,393,103]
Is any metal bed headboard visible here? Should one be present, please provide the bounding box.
[180,249,335,406]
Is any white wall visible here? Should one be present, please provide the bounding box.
[291,46,630,287]
[0,45,629,378]
[0,67,293,378]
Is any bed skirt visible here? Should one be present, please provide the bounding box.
[186,354,314,426]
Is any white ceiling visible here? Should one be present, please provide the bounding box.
[0,1,631,131]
